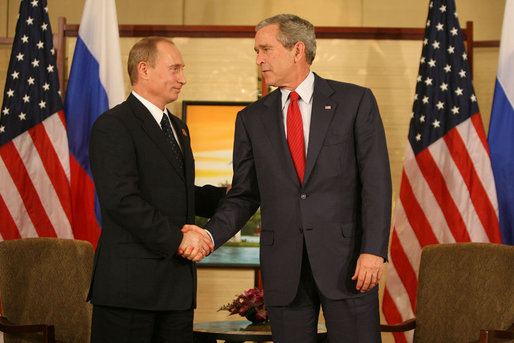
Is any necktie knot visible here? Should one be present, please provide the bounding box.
[290,91,300,102]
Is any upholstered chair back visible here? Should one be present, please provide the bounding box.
[413,243,514,342]
[0,238,94,343]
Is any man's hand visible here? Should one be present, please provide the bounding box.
[352,253,384,293]
[177,225,214,262]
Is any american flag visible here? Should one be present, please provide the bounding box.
[0,0,74,240]
[382,0,503,342]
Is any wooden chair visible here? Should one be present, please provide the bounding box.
[381,242,514,342]
[0,238,94,343]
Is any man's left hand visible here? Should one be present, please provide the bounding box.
[352,253,384,293]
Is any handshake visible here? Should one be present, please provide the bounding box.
[177,225,214,262]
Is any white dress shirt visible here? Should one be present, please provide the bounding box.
[132,90,182,150]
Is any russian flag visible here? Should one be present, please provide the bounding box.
[64,0,124,247]
[488,0,514,245]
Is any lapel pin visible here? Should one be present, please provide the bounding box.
[325,105,332,110]
[182,128,188,137]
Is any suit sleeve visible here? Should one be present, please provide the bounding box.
[194,185,226,218]
[89,114,182,257]
[354,88,392,261]
[204,111,261,248]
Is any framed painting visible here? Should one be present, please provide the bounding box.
[182,101,251,187]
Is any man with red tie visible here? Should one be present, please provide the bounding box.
[182,14,392,342]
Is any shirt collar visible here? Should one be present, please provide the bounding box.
[132,90,169,124]
[280,71,314,109]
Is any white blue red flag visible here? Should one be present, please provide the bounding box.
[488,0,514,246]
[64,0,124,247]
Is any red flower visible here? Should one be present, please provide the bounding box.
[218,288,269,321]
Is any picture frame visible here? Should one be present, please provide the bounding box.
[183,101,261,249]
[182,101,251,187]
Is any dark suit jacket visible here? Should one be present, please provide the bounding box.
[87,94,224,311]
[206,74,392,306]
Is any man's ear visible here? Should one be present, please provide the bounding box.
[294,41,306,63]
[137,61,149,80]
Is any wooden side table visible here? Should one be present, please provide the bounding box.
[193,320,327,343]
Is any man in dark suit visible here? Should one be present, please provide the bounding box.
[88,37,223,343]
[182,14,392,342]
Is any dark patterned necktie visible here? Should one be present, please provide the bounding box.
[160,113,184,171]
[287,91,305,184]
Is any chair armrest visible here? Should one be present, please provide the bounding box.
[380,318,416,332]
[0,316,55,343]
[479,323,514,343]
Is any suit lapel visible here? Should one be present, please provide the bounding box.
[304,75,337,185]
[127,94,185,181]
[169,114,194,181]
[169,115,195,220]
[260,90,300,184]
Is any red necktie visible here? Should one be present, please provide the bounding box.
[287,91,305,184]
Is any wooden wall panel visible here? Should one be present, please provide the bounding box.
[195,268,255,323]
[184,0,362,26]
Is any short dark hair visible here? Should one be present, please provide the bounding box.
[127,37,175,84]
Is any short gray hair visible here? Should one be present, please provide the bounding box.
[256,14,316,65]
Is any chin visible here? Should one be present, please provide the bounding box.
[263,77,276,87]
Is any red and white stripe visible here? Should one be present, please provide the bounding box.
[0,110,74,241]
[383,113,502,343]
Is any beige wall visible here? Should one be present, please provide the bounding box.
[0,1,506,341]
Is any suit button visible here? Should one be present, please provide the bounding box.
[300,193,307,199]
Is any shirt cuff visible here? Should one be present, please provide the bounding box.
[205,229,215,246]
